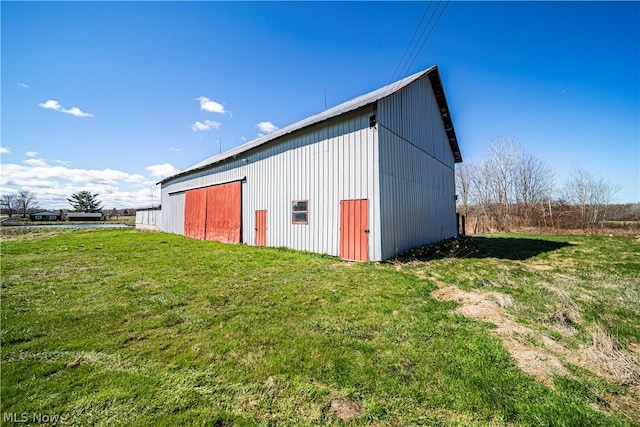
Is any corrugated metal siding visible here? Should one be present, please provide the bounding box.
[135,208,161,226]
[378,76,453,165]
[162,192,185,235]
[161,106,382,260]
[378,75,457,260]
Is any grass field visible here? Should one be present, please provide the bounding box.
[0,215,136,227]
[1,229,638,425]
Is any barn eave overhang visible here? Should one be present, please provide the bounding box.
[427,68,462,163]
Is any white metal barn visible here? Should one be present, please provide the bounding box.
[159,66,462,261]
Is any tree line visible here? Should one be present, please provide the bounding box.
[0,190,38,218]
[456,138,630,232]
[1,191,103,218]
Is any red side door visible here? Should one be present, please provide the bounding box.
[339,199,369,261]
[255,210,267,247]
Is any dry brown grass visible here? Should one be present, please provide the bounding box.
[499,226,640,238]
[584,324,640,384]
[432,284,570,386]
[429,278,640,420]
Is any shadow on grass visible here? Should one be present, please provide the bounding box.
[398,236,574,262]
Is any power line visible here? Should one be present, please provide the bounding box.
[387,1,433,85]
[392,1,440,86]
[358,1,450,107]
[401,0,450,79]
[386,0,450,94]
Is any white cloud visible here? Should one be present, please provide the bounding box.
[0,147,10,154]
[25,151,39,157]
[39,99,94,118]
[196,96,227,114]
[170,147,181,152]
[24,158,48,167]
[256,121,279,136]
[145,163,180,179]
[17,82,30,88]
[191,119,221,132]
[40,100,62,110]
[63,106,94,118]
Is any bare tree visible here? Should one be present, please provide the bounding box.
[563,165,620,228]
[540,179,555,228]
[462,138,555,231]
[16,190,38,218]
[514,149,554,225]
[486,138,520,228]
[467,161,494,232]
[1,193,18,217]
[455,163,471,218]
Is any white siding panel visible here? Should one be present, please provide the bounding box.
[135,208,161,226]
[377,75,457,260]
[161,192,185,235]
[379,76,454,167]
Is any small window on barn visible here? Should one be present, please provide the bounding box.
[35,215,42,220]
[292,200,308,224]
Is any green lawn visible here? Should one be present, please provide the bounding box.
[1,229,638,426]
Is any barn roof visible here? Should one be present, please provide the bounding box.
[67,212,103,217]
[161,65,461,184]
[31,211,60,216]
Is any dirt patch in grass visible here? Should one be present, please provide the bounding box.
[327,398,362,421]
[432,285,569,386]
[430,282,640,420]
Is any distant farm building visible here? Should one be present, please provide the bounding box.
[135,206,161,231]
[67,212,105,221]
[158,66,462,261]
[29,211,61,221]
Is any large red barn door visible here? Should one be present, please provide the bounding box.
[184,187,207,240]
[205,181,241,243]
[339,199,369,261]
[183,181,241,243]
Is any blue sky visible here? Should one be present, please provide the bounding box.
[2,1,638,209]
